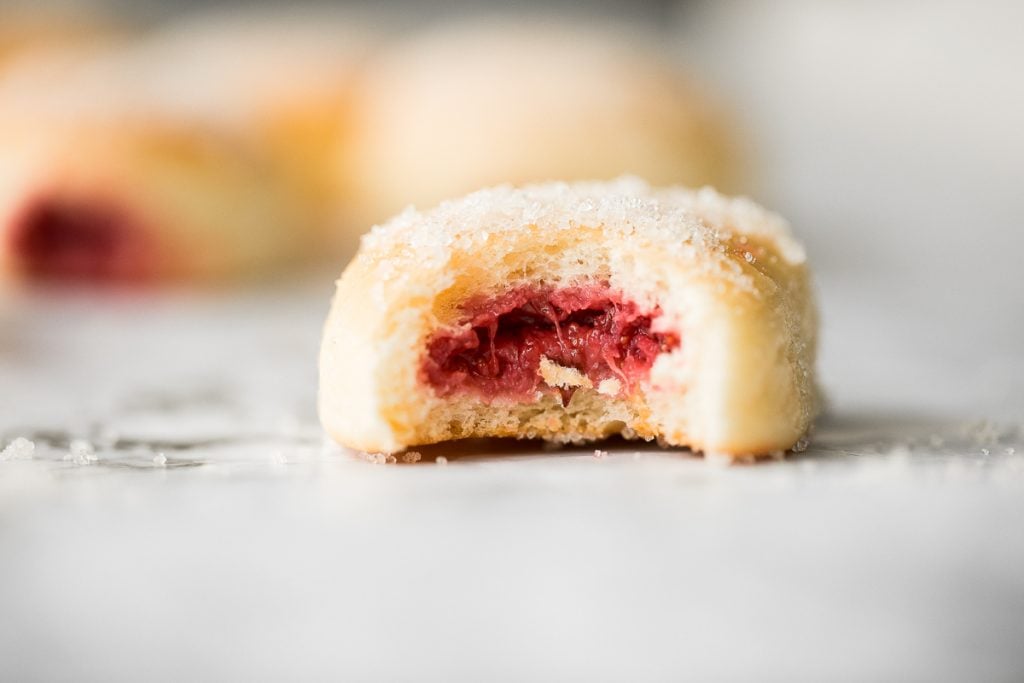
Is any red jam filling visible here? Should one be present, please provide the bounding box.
[8,197,156,282]
[422,284,680,403]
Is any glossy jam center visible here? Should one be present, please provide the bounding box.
[9,198,155,282]
[422,285,680,402]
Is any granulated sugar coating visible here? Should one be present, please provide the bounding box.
[360,177,806,294]
[65,439,97,465]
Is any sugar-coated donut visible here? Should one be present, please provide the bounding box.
[146,8,380,245]
[0,9,377,283]
[340,17,742,228]
[319,178,817,461]
[0,124,311,283]
[0,50,311,282]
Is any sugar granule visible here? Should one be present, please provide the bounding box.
[65,439,97,465]
[0,437,35,461]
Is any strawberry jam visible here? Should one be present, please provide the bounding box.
[422,284,679,402]
[9,197,156,282]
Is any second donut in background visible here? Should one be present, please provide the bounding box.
[0,10,745,285]
[338,16,744,229]
[0,7,378,284]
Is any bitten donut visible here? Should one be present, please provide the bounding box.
[319,178,817,461]
[341,17,742,227]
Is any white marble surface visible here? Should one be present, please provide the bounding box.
[2,2,1024,680]
[1,277,1022,681]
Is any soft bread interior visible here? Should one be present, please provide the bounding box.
[406,228,673,446]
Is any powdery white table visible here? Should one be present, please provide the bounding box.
[0,276,1021,682]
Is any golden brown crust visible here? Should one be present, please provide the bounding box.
[319,178,818,460]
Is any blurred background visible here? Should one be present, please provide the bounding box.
[0,0,1019,415]
[1,0,1022,680]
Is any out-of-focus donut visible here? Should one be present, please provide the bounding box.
[0,50,312,283]
[0,8,383,283]
[340,17,743,228]
[146,8,383,246]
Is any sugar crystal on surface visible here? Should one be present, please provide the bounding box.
[65,439,97,465]
[0,437,35,461]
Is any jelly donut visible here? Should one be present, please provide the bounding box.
[146,8,380,246]
[341,17,742,227]
[319,178,817,461]
[0,50,312,282]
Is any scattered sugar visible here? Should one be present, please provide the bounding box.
[153,453,167,467]
[0,437,35,461]
[65,439,97,465]
[360,177,806,289]
[592,449,608,458]
[401,451,423,463]
[435,456,448,465]
[792,437,810,453]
